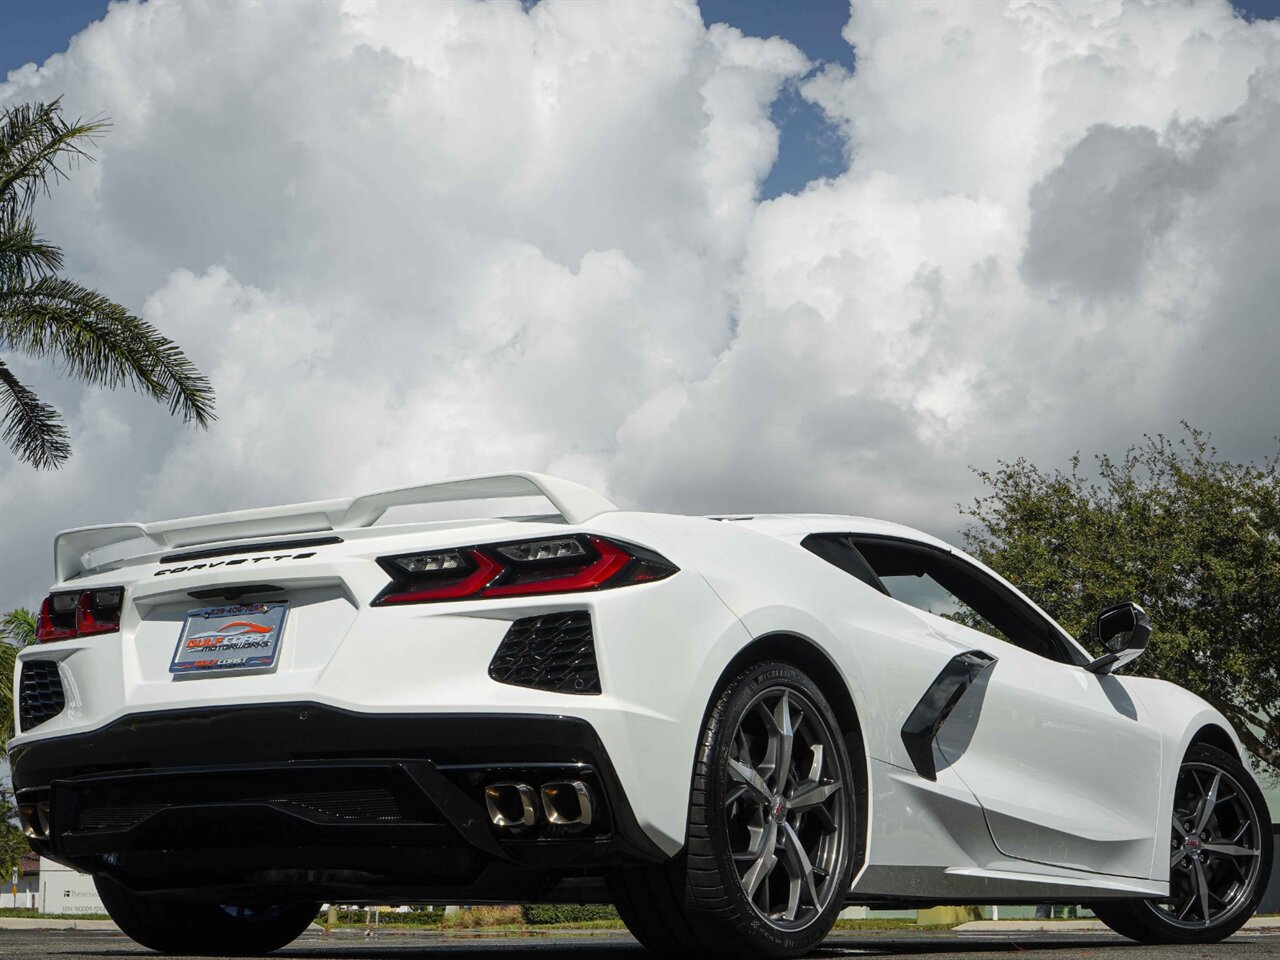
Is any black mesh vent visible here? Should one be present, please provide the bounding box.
[77,804,166,832]
[71,766,435,834]
[76,788,405,833]
[489,611,600,695]
[19,660,65,731]
[274,788,403,822]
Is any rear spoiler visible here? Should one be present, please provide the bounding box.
[53,472,618,583]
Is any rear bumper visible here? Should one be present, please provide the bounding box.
[10,703,666,903]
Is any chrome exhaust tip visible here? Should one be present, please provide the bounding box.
[484,782,538,828]
[17,802,49,840]
[541,780,594,826]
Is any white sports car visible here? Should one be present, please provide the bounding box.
[10,472,1272,956]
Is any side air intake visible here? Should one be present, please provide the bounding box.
[488,611,600,695]
[19,661,66,731]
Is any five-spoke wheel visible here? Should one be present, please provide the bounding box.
[1092,742,1273,944]
[1162,761,1264,928]
[609,661,858,958]
[726,686,846,927]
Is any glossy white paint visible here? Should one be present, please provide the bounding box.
[12,474,1256,902]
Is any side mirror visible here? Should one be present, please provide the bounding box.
[1085,602,1150,675]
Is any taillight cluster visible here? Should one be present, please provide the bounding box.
[373,535,677,606]
[36,588,124,642]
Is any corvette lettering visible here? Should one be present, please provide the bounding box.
[154,551,316,576]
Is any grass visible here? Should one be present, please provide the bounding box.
[323,912,962,935]
[324,904,632,933]
[440,905,522,929]
[832,918,959,931]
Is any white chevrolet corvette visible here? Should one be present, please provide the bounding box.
[10,473,1272,956]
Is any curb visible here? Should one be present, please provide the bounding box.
[0,919,328,933]
[954,920,1108,932]
[0,918,120,931]
[954,917,1280,932]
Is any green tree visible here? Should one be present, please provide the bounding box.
[1,99,215,468]
[0,791,28,886]
[1,607,35,742]
[0,609,36,880]
[959,426,1279,775]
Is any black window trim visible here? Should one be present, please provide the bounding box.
[845,533,1090,668]
[800,533,891,597]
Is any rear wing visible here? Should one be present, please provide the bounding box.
[53,472,618,583]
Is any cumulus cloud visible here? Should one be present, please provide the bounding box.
[1,0,1276,610]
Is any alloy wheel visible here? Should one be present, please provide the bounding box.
[1155,761,1263,929]
[724,686,847,930]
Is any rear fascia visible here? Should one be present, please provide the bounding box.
[11,704,663,902]
[12,511,752,860]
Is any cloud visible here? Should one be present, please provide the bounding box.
[1,0,1276,611]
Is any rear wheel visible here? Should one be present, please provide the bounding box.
[1092,743,1272,944]
[95,877,317,956]
[609,661,857,958]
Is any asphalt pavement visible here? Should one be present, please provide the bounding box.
[1,928,1279,959]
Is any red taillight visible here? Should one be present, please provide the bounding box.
[36,596,76,642]
[375,550,504,605]
[372,535,677,606]
[36,588,123,642]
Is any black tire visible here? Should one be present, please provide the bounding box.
[1090,743,1273,945]
[609,661,858,958]
[95,877,318,955]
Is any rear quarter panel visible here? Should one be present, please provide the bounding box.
[631,513,978,772]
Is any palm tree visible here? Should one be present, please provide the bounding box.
[0,609,35,878]
[1,99,215,468]
[0,608,35,742]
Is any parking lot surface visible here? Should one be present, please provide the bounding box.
[2,928,1279,959]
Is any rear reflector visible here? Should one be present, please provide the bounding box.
[373,535,676,606]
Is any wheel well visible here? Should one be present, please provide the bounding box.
[1188,723,1241,762]
[714,633,862,747]
[710,631,869,871]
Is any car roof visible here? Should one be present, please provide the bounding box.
[709,513,957,552]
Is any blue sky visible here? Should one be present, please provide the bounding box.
[0,1,843,200]
[6,0,1274,202]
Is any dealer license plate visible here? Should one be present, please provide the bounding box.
[170,601,288,676]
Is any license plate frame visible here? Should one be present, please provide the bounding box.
[170,601,289,677]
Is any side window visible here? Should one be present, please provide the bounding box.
[801,534,889,595]
[850,536,1077,664]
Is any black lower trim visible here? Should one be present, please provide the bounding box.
[900,650,996,781]
[10,703,665,901]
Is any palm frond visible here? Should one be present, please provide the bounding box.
[0,642,17,743]
[0,276,216,427]
[0,100,107,218]
[0,357,70,468]
[0,609,35,744]
[0,609,36,649]
[0,209,64,285]
[0,100,216,469]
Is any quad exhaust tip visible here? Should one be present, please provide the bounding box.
[541,780,593,827]
[484,780,594,830]
[484,782,537,828]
